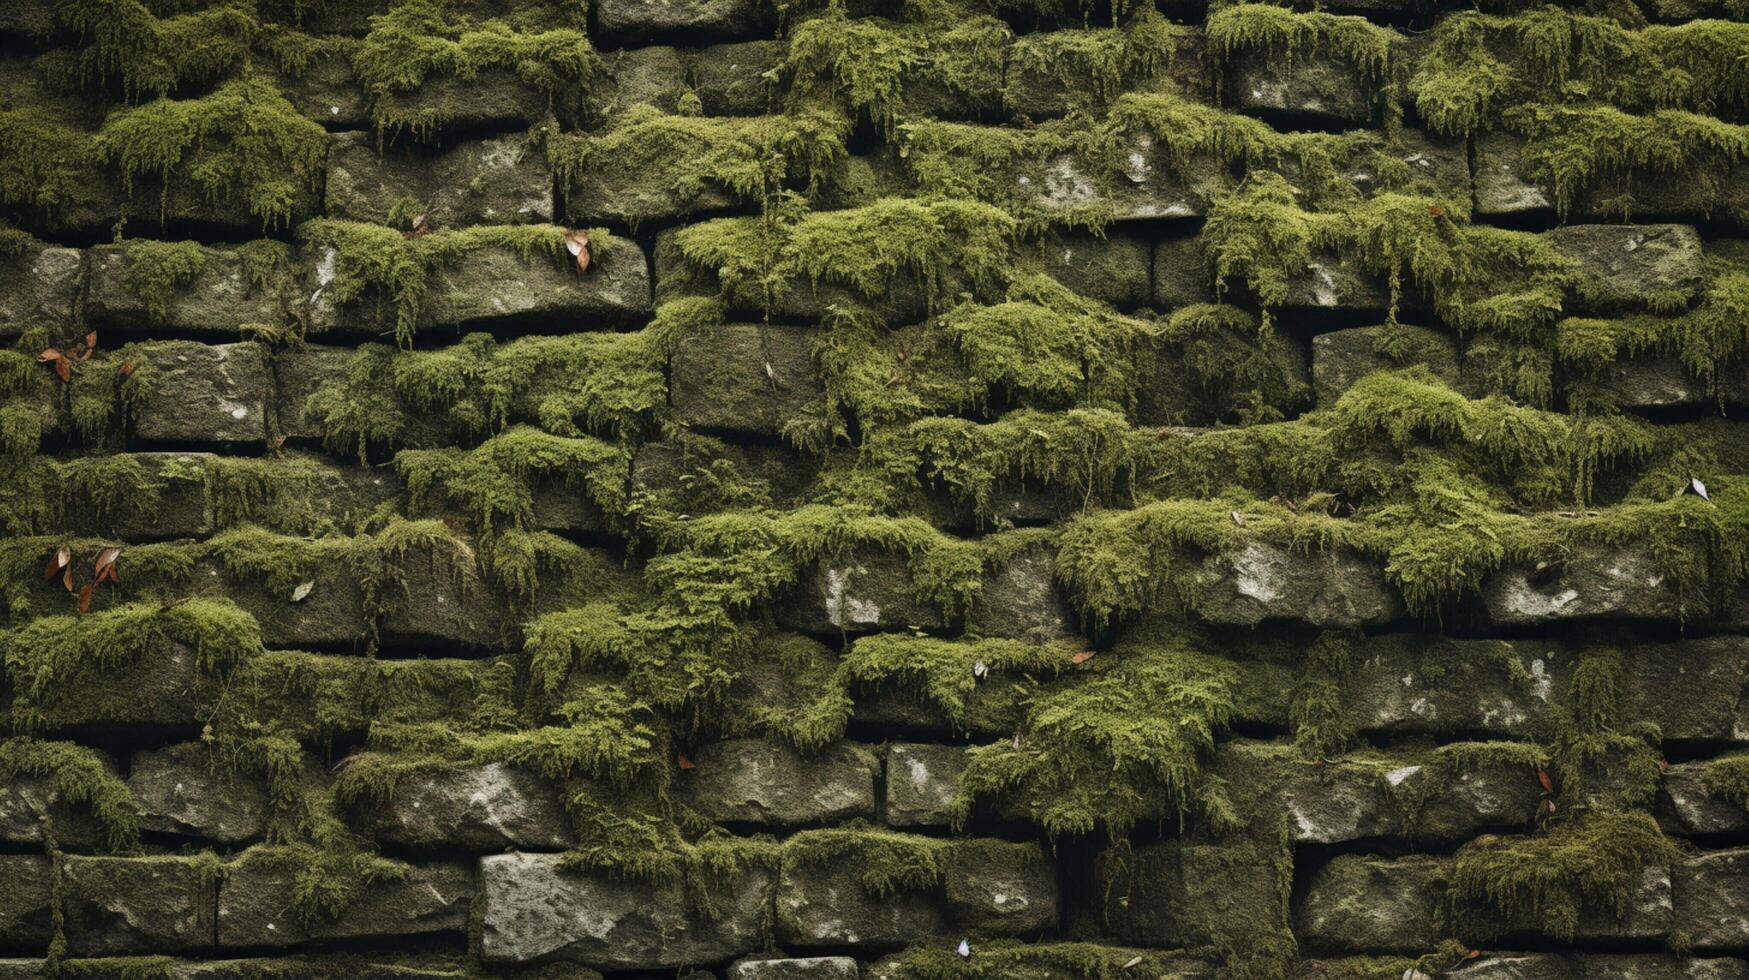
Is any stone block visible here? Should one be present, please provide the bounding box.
[323,130,554,228]
[595,0,776,45]
[1003,27,1209,121]
[1659,762,1749,837]
[777,546,945,635]
[479,851,773,967]
[970,543,1073,643]
[62,855,217,955]
[1620,636,1749,743]
[129,742,269,844]
[1549,224,1705,315]
[29,636,204,731]
[1152,234,1215,311]
[269,42,373,130]
[1092,838,1291,950]
[1679,848,1749,951]
[352,761,571,851]
[0,756,113,850]
[0,242,81,337]
[131,341,270,445]
[201,548,373,651]
[1312,325,1468,406]
[669,322,822,437]
[1228,46,1374,125]
[1439,956,1749,980]
[1591,355,1749,411]
[729,958,860,980]
[1482,541,1684,626]
[1339,635,1565,740]
[1475,131,1749,223]
[1032,228,1152,310]
[632,437,823,511]
[86,243,294,337]
[1283,252,1393,313]
[687,41,785,115]
[1023,136,1231,221]
[0,856,52,951]
[218,853,471,947]
[884,743,968,827]
[676,738,877,827]
[1297,853,1446,954]
[592,46,693,118]
[1193,541,1404,627]
[776,841,950,950]
[63,452,214,542]
[377,533,513,651]
[942,839,1058,934]
[416,235,652,331]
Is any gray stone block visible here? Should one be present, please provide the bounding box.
[596,0,776,45]
[63,855,218,955]
[0,243,82,338]
[1482,541,1685,626]
[884,743,968,827]
[0,856,52,951]
[218,853,471,947]
[324,130,554,228]
[670,322,822,437]
[676,738,878,827]
[1550,224,1705,315]
[1193,542,1404,627]
[129,742,269,844]
[729,958,860,980]
[132,342,270,445]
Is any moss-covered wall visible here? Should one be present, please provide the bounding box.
[4,0,1749,977]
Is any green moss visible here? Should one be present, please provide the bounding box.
[0,737,140,851]
[842,633,1071,730]
[1449,810,1679,940]
[96,75,326,230]
[2,598,259,730]
[954,629,1238,836]
[398,425,629,536]
[117,240,206,321]
[876,940,1204,980]
[353,0,598,139]
[59,454,162,530]
[781,7,1009,131]
[550,106,849,222]
[52,0,260,101]
[1290,631,1355,760]
[783,825,949,896]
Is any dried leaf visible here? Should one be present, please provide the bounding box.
[43,547,70,581]
[1692,477,1710,500]
[77,583,93,614]
[956,939,971,958]
[564,229,591,273]
[1122,956,1144,969]
[273,434,288,449]
[94,546,121,585]
[291,580,315,602]
[62,564,74,593]
[1071,650,1096,664]
[972,659,988,679]
[1462,950,1482,962]
[53,357,70,382]
[1428,205,1446,217]
[676,752,695,770]
[118,360,135,377]
[36,348,61,363]
[82,331,97,360]
[1537,769,1553,794]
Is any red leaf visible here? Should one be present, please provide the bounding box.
[43,547,70,581]
[1463,950,1482,961]
[1070,650,1096,664]
[77,583,93,614]
[677,752,695,770]
[118,360,135,377]
[54,357,70,382]
[62,564,74,593]
[82,331,97,360]
[94,547,121,584]
[36,348,61,363]
[1537,769,1553,794]
[273,434,288,449]
[1428,205,1446,217]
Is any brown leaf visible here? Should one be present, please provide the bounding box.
[401,213,430,240]
[1428,205,1446,217]
[565,230,591,273]
[43,547,70,581]
[77,583,93,615]
[676,752,695,770]
[82,331,97,360]
[1537,769,1553,794]
[62,563,74,593]
[1070,650,1096,664]
[94,546,121,584]
[36,348,61,363]
[1462,950,1482,962]
[54,357,70,382]
[118,360,135,377]
[273,434,288,449]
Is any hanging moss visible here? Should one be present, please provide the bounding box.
[841,633,1072,730]
[0,737,140,851]
[96,75,328,230]
[52,0,260,101]
[397,426,630,536]
[353,0,598,139]
[1448,810,1679,941]
[116,240,207,321]
[783,825,950,896]
[0,104,101,218]
[954,630,1240,837]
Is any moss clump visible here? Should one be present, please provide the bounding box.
[307,329,665,461]
[954,630,1239,837]
[1449,810,1679,940]
[353,0,598,139]
[841,633,1071,731]
[0,737,140,851]
[875,940,1202,980]
[397,426,629,537]
[549,106,848,223]
[299,222,611,346]
[783,826,949,896]
[96,75,328,230]
[116,240,206,321]
[53,0,260,100]
[1,598,260,730]
[1005,8,1195,109]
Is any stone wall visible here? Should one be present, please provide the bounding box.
[3,0,1749,977]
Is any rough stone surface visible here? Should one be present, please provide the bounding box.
[62,855,217,955]
[218,854,472,947]
[942,839,1058,934]
[970,543,1074,642]
[1677,848,1749,951]
[1549,223,1705,315]
[1594,355,1749,410]
[1194,542,1404,627]
[0,244,82,337]
[1229,47,1373,125]
[670,322,822,436]
[1312,324,1468,406]
[324,130,554,228]
[1091,839,1291,950]
[1660,762,1749,837]
[131,342,270,445]
[129,742,270,844]
[779,547,945,635]
[0,856,53,951]
[596,0,775,45]
[1482,541,1684,626]
[86,244,292,336]
[349,762,572,850]
[777,851,950,951]
[729,958,861,980]
[479,851,773,967]
[1033,228,1152,309]
[676,737,878,826]
[0,759,115,850]
[1297,853,1446,954]
[884,743,968,827]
